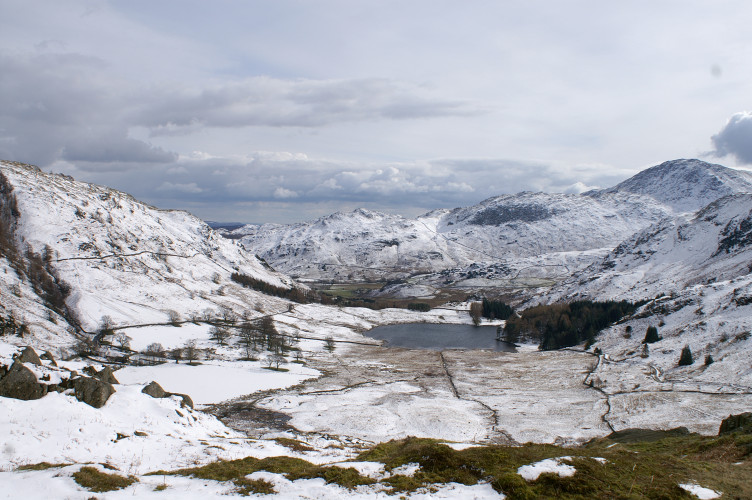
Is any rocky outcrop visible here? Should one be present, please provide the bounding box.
[142,381,167,398]
[0,361,47,400]
[719,413,752,435]
[141,380,194,409]
[73,376,116,408]
[16,346,42,366]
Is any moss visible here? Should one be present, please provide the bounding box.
[72,466,137,492]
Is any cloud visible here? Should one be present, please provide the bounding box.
[273,187,298,199]
[48,151,630,224]
[710,111,752,164]
[138,77,482,132]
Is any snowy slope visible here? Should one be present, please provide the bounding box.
[591,158,752,213]
[232,159,751,283]
[548,194,752,302]
[0,161,296,338]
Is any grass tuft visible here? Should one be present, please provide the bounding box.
[72,466,137,492]
[17,462,69,471]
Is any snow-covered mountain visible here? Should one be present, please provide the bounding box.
[591,158,752,213]
[0,160,297,348]
[548,193,752,302]
[230,159,752,283]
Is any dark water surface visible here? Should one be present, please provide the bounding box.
[365,323,516,352]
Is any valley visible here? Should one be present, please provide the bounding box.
[1,159,751,498]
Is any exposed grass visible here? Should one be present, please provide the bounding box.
[72,466,137,492]
[150,455,375,491]
[147,429,752,499]
[274,437,315,452]
[234,477,276,495]
[16,462,70,471]
[356,433,752,498]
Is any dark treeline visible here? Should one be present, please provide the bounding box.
[230,272,315,304]
[481,298,514,320]
[503,300,641,350]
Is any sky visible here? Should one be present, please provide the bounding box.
[1,0,752,224]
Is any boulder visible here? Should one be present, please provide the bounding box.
[0,361,47,400]
[141,381,194,409]
[94,366,119,385]
[719,413,752,435]
[170,392,194,409]
[141,381,167,399]
[73,376,115,408]
[16,347,42,366]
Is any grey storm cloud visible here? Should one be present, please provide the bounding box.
[711,112,752,165]
[140,77,482,133]
[0,51,481,168]
[59,153,620,224]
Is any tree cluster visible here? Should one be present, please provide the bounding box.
[481,298,514,320]
[503,300,639,350]
[230,272,315,304]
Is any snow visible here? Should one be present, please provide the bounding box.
[0,386,256,474]
[517,457,576,481]
[678,483,722,499]
[115,360,319,405]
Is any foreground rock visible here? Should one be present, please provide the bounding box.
[142,380,194,409]
[0,361,47,400]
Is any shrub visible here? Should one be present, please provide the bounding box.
[678,345,694,366]
[643,325,661,344]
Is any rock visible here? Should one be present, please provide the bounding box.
[94,366,119,385]
[170,392,194,409]
[40,351,57,366]
[141,381,194,408]
[73,376,115,408]
[16,347,42,366]
[141,381,167,398]
[0,361,47,400]
[134,431,148,437]
[719,413,752,435]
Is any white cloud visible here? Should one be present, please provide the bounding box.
[273,187,298,199]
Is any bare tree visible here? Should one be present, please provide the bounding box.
[144,342,165,365]
[169,347,183,364]
[324,336,336,353]
[167,310,181,326]
[271,353,287,370]
[470,302,483,326]
[209,325,231,347]
[183,340,199,364]
[114,332,131,351]
[237,322,260,359]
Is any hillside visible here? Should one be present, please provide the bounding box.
[0,160,297,348]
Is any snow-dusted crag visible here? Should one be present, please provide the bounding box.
[231,159,752,284]
[0,160,296,347]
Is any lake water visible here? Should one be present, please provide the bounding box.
[365,323,516,352]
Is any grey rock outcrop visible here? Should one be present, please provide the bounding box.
[0,361,47,400]
[142,381,167,398]
[73,376,115,408]
[141,381,194,409]
[16,347,42,366]
[719,412,752,435]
